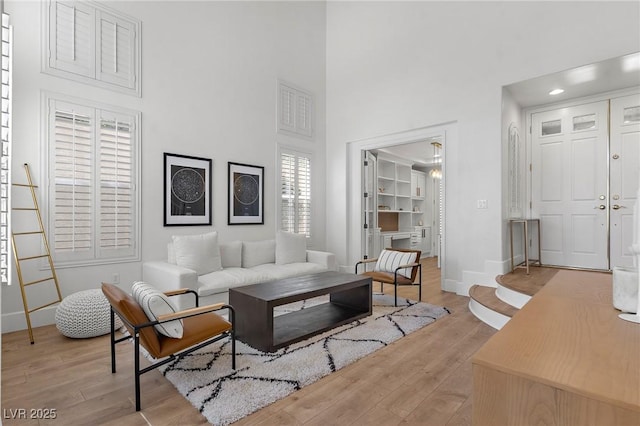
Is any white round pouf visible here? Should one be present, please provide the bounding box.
[55,289,123,338]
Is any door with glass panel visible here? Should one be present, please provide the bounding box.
[531,101,609,269]
[531,95,640,270]
[610,94,640,268]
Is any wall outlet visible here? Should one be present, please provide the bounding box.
[477,199,488,209]
[112,273,120,284]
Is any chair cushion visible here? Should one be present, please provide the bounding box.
[362,270,414,285]
[172,231,222,275]
[242,239,275,268]
[156,312,232,359]
[101,283,161,357]
[131,281,184,339]
[374,250,418,279]
[276,230,307,265]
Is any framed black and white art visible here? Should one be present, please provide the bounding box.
[228,162,264,225]
[164,153,212,226]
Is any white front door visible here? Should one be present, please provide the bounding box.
[531,101,609,269]
[610,94,640,268]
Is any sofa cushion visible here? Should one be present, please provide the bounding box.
[276,231,307,265]
[131,281,184,339]
[220,241,242,268]
[251,262,326,280]
[242,239,275,268]
[172,232,222,275]
[167,242,176,264]
[198,268,269,297]
[374,249,418,279]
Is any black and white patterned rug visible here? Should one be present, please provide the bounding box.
[155,294,450,425]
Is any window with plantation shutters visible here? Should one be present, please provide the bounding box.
[277,81,313,139]
[99,114,133,256]
[47,95,139,265]
[1,12,11,284]
[280,149,312,237]
[97,10,136,89]
[44,1,140,96]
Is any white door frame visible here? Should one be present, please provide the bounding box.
[346,121,457,292]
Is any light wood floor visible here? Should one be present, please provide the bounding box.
[1,258,495,425]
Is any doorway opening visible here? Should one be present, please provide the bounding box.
[347,122,455,292]
[362,140,442,267]
[504,52,639,271]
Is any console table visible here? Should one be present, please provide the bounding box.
[472,270,640,425]
[509,218,541,274]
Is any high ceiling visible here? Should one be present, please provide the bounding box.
[372,52,640,165]
[506,52,640,108]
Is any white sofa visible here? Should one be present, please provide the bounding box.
[142,231,336,310]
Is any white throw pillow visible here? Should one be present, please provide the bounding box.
[172,232,222,275]
[276,231,307,265]
[242,240,276,268]
[374,250,418,279]
[131,281,184,339]
[220,241,242,268]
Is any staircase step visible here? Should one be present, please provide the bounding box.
[495,266,558,297]
[469,285,519,318]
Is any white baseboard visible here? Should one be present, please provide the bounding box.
[443,278,459,293]
[468,298,510,330]
[2,306,57,334]
[495,283,531,309]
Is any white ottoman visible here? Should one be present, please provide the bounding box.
[55,289,123,338]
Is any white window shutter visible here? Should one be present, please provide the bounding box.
[296,93,312,138]
[98,111,135,258]
[278,81,313,140]
[47,95,140,265]
[49,1,95,78]
[296,155,311,235]
[280,153,296,232]
[44,1,140,96]
[279,85,296,134]
[96,10,136,90]
[280,150,312,237]
[50,100,95,262]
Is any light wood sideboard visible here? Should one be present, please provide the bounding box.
[472,270,640,425]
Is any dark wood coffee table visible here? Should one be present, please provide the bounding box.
[229,271,372,352]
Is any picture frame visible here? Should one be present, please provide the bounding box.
[228,162,264,225]
[164,153,212,226]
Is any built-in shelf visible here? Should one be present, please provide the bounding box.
[364,154,434,258]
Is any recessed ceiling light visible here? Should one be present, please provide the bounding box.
[549,89,564,95]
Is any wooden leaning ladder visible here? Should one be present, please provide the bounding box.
[11,163,62,344]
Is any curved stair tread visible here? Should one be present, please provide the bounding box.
[469,285,519,318]
[496,266,558,297]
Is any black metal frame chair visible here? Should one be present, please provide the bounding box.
[101,283,235,411]
[355,248,422,306]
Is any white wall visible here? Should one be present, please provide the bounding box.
[325,1,640,291]
[3,0,327,332]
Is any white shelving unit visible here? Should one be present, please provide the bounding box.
[363,152,438,260]
[376,157,432,255]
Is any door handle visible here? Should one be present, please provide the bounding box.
[594,205,606,210]
[612,204,626,210]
